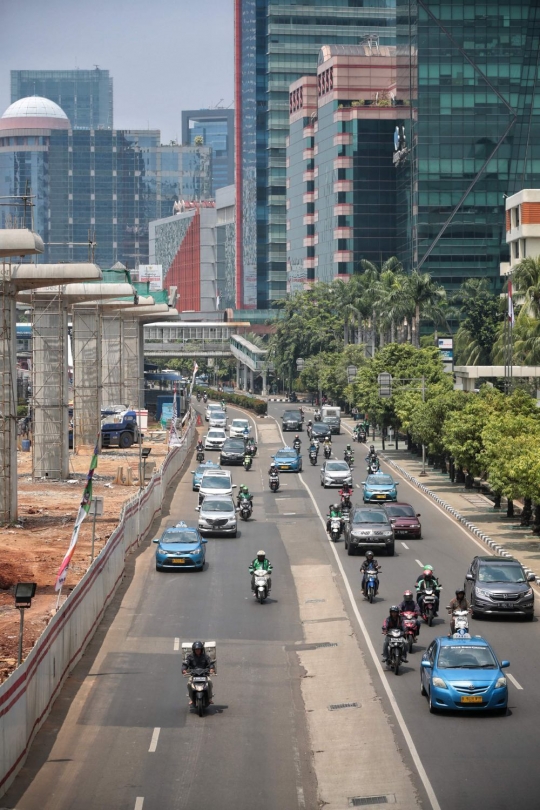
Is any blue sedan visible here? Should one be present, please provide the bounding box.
[191,460,221,491]
[421,636,509,714]
[153,523,207,571]
[362,472,398,503]
[273,447,303,472]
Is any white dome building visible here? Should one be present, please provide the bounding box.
[0,96,70,131]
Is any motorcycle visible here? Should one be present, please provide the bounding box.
[314,410,321,422]
[329,516,342,542]
[385,629,406,675]
[367,459,380,474]
[324,444,332,459]
[269,472,280,492]
[339,491,352,511]
[187,667,212,717]
[293,441,301,454]
[363,566,380,603]
[203,393,208,404]
[417,587,440,626]
[354,430,366,443]
[401,610,419,653]
[253,569,271,603]
[196,392,201,402]
[309,449,318,466]
[245,442,256,457]
[239,499,252,521]
[344,451,354,466]
[449,608,471,638]
[243,454,252,471]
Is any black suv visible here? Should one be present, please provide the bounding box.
[310,422,332,441]
[282,409,303,431]
[344,506,395,556]
[220,437,246,465]
[465,556,535,619]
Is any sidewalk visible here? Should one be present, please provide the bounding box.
[341,417,540,585]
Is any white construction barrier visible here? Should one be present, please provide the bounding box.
[0,414,195,797]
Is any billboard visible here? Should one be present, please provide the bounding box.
[138,264,163,292]
[438,338,453,372]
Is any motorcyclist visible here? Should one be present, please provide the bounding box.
[399,589,421,637]
[339,484,353,510]
[309,438,319,457]
[314,408,321,421]
[196,439,204,456]
[360,550,381,596]
[237,484,253,509]
[367,445,377,460]
[344,444,354,462]
[416,568,441,615]
[245,436,256,455]
[307,420,313,438]
[249,549,273,592]
[182,640,215,705]
[382,607,408,663]
[447,589,471,635]
[326,503,344,534]
[268,460,279,476]
[293,434,301,452]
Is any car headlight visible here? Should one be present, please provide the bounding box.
[476,588,492,599]
[432,677,448,689]
[383,531,393,537]
[521,588,533,599]
[495,676,507,689]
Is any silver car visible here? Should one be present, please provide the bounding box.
[209,410,227,429]
[320,460,353,488]
[197,495,238,537]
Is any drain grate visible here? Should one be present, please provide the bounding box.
[314,642,338,648]
[305,598,326,603]
[350,796,389,807]
[328,702,358,711]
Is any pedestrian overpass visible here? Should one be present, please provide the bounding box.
[230,334,274,395]
[143,322,249,358]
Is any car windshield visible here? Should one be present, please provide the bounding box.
[276,449,296,458]
[195,465,208,476]
[203,500,234,512]
[326,462,349,471]
[367,475,393,485]
[161,530,199,544]
[312,424,328,433]
[478,564,526,583]
[437,645,497,669]
[283,411,301,420]
[232,420,248,428]
[208,430,225,437]
[385,505,415,517]
[322,417,337,423]
[226,439,245,449]
[202,476,230,489]
[211,411,226,419]
[353,510,388,524]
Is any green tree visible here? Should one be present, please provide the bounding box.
[403,271,447,348]
[482,412,540,506]
[512,256,540,318]
[451,278,502,364]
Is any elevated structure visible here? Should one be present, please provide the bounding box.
[454,366,540,392]
[143,321,245,359]
[504,189,540,276]
[230,334,273,395]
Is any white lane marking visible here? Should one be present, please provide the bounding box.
[174,638,180,651]
[401,542,410,550]
[415,559,424,568]
[149,727,160,752]
[276,497,292,500]
[134,799,144,810]
[269,413,441,810]
[283,512,296,516]
[507,673,523,690]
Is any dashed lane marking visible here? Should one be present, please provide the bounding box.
[149,727,160,752]
[134,799,144,810]
[415,559,424,567]
[401,542,410,550]
[173,638,180,651]
[507,673,523,690]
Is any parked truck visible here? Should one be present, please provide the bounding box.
[101,410,142,449]
[321,405,341,435]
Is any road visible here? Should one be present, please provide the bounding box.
[267,402,540,810]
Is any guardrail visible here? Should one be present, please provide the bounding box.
[0,415,196,797]
[144,341,232,356]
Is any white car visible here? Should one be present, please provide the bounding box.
[320,460,353,488]
[197,495,238,537]
[198,469,235,504]
[205,402,222,422]
[229,418,250,438]
[209,410,228,429]
[204,428,227,450]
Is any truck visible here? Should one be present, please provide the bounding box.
[101,410,142,449]
[321,405,341,434]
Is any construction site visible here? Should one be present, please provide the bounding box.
[0,227,188,683]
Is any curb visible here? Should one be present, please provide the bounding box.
[380,453,540,586]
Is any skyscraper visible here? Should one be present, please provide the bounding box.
[11,68,113,130]
[235,0,397,309]
[182,109,234,196]
[396,1,540,292]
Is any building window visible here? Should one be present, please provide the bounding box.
[337,168,347,180]
[337,215,348,227]
[306,180,315,192]
[337,192,347,204]
[513,206,520,228]
[337,239,348,251]
[307,246,315,258]
[307,202,315,214]
[307,224,315,236]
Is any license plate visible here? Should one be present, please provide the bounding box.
[172,558,185,564]
[497,603,513,609]
[376,495,386,499]
[460,695,482,704]
[281,465,290,469]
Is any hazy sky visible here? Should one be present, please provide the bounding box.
[0,0,234,144]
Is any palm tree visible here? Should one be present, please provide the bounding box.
[404,271,447,347]
[360,257,403,354]
[512,256,540,318]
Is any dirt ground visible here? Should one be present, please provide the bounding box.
[0,429,175,684]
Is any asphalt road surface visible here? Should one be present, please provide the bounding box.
[268,402,540,810]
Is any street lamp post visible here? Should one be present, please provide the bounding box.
[14,582,37,666]
[296,357,305,401]
[377,373,426,474]
[347,365,357,415]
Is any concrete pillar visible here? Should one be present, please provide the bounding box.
[243,364,248,391]
[249,368,254,392]
[32,295,69,479]
[102,315,123,406]
[236,358,241,388]
[0,294,18,522]
[72,306,102,450]
[262,370,268,396]
[122,315,142,409]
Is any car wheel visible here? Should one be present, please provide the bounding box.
[386,543,395,557]
[428,690,438,714]
[421,676,427,696]
[495,706,508,716]
[417,533,422,539]
[232,531,237,538]
[155,564,162,572]
[347,543,355,556]
[525,613,534,622]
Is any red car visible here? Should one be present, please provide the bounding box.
[383,502,422,538]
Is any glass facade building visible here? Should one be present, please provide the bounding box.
[182,109,235,196]
[235,0,397,308]
[11,69,113,130]
[396,1,540,292]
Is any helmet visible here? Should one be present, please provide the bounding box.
[346,444,351,451]
[424,565,434,571]
[370,445,375,451]
[390,605,399,614]
[332,503,340,511]
[192,640,204,653]
[365,550,374,560]
[270,461,276,468]
[295,434,299,439]
[404,590,414,600]
[257,550,266,561]
[241,484,248,493]
[423,568,433,577]
[455,588,465,596]
[308,420,312,426]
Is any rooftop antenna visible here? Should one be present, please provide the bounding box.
[213,99,224,108]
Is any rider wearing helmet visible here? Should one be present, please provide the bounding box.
[399,589,421,635]
[249,550,273,592]
[182,641,216,704]
[360,550,381,596]
[268,460,278,476]
[416,567,441,614]
[293,434,301,451]
[237,483,253,508]
[368,444,377,459]
[326,502,343,533]
[447,589,471,635]
[382,607,408,663]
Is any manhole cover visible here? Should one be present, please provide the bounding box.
[328,702,358,711]
[305,598,326,603]
[350,796,393,807]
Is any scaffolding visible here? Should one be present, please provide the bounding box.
[122,315,141,410]
[31,291,68,479]
[0,258,16,522]
[72,305,102,449]
[101,313,123,407]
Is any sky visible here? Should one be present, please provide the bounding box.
[0,0,234,144]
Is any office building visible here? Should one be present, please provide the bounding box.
[235,0,397,309]
[0,97,212,269]
[11,68,113,130]
[182,109,234,196]
[287,45,405,291]
[396,0,540,292]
